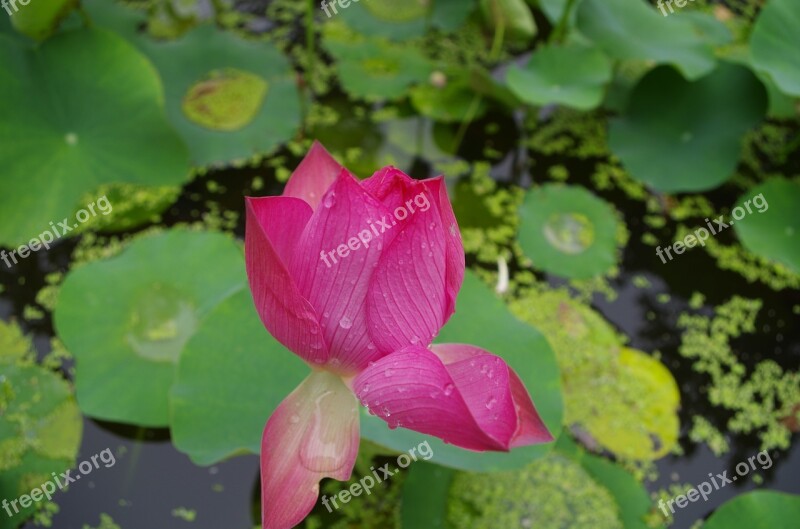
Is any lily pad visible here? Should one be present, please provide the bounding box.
[54,230,247,426]
[170,289,307,465]
[750,0,800,97]
[582,348,680,461]
[410,69,488,123]
[182,68,269,131]
[84,0,301,166]
[518,184,619,278]
[733,179,800,274]
[506,44,612,110]
[8,0,77,40]
[323,25,434,100]
[339,0,474,40]
[0,324,82,529]
[479,0,537,44]
[359,271,563,471]
[0,28,190,247]
[576,0,716,80]
[446,450,624,529]
[609,64,767,193]
[703,491,800,529]
[400,462,454,529]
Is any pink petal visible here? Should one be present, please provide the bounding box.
[288,170,395,372]
[422,176,465,321]
[283,141,344,210]
[261,371,360,529]
[364,172,448,353]
[245,197,328,364]
[433,343,553,446]
[352,345,514,451]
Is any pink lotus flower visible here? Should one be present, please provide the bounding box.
[245,142,552,529]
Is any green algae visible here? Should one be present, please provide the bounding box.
[678,296,800,453]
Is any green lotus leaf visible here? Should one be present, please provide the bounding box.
[733,179,800,274]
[446,450,623,529]
[400,462,454,529]
[170,289,307,465]
[360,271,563,471]
[703,491,800,529]
[750,0,800,97]
[681,11,734,47]
[8,0,77,40]
[582,347,680,461]
[576,0,715,80]
[609,64,768,193]
[479,0,537,43]
[0,28,190,247]
[0,323,82,529]
[506,44,612,110]
[410,70,488,123]
[518,184,619,278]
[323,26,434,100]
[338,0,474,40]
[54,230,247,427]
[84,0,301,166]
[555,436,661,529]
[182,68,269,131]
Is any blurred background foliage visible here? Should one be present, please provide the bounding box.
[0,0,798,528]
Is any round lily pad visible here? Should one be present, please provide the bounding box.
[54,230,247,426]
[609,63,768,193]
[703,491,800,529]
[84,0,301,166]
[170,289,308,465]
[734,179,800,274]
[0,323,82,529]
[0,28,190,247]
[576,0,715,80]
[479,0,537,44]
[506,44,612,110]
[518,184,619,279]
[323,26,434,100]
[182,68,269,131]
[582,347,680,460]
[8,0,77,40]
[339,0,474,40]
[360,271,563,471]
[751,0,800,97]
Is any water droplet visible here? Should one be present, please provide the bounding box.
[289,414,300,424]
[323,311,330,318]
[480,364,489,374]
[443,383,454,396]
[469,360,476,367]
[410,335,420,345]
[339,316,353,329]
[384,368,393,377]
[382,407,391,417]
[367,343,376,350]
[361,384,370,394]
[429,222,436,230]
[449,224,457,236]
[323,192,336,208]
[485,397,497,410]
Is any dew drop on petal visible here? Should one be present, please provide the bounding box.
[339,316,353,329]
[410,335,420,345]
[443,383,454,396]
[323,192,336,208]
[485,397,497,410]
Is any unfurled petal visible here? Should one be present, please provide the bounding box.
[289,171,394,372]
[283,141,343,210]
[432,343,553,446]
[353,345,529,451]
[422,176,465,321]
[364,172,448,354]
[261,371,360,529]
[245,197,328,364]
